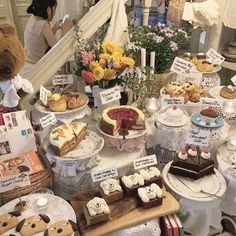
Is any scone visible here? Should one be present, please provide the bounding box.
[197,61,214,72]
[67,95,86,109]
[48,93,67,112]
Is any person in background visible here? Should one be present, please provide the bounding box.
[21,0,73,76]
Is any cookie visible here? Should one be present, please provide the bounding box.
[182,82,196,92]
[0,211,21,235]
[16,214,50,236]
[44,220,78,236]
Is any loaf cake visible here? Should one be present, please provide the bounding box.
[169,146,215,180]
[100,105,145,136]
[50,121,87,157]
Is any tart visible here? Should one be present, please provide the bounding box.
[220,85,236,99]
[67,95,87,109]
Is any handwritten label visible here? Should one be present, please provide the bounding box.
[40,113,57,128]
[100,86,121,105]
[133,155,157,170]
[91,168,118,182]
[0,172,30,193]
[161,97,184,106]
[206,48,225,65]
[200,98,223,108]
[170,57,195,75]
[40,86,50,105]
[231,75,236,86]
[52,74,74,85]
[186,128,210,147]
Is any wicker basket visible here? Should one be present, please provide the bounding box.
[0,147,53,206]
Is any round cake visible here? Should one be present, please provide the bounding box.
[100,105,145,135]
[165,106,183,123]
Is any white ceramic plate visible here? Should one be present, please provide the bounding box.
[157,113,190,127]
[34,93,89,115]
[46,130,104,160]
[208,86,236,100]
[200,66,221,74]
[96,121,147,140]
[163,161,227,201]
[0,194,77,236]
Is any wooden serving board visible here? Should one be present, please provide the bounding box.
[70,188,180,236]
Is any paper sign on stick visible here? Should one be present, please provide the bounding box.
[170,57,195,75]
[161,97,184,106]
[52,74,74,85]
[40,113,57,128]
[206,48,225,65]
[186,128,210,147]
[100,86,121,105]
[40,86,50,105]
[133,155,157,170]
[91,168,118,182]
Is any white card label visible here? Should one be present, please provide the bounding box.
[206,48,225,65]
[200,98,223,108]
[170,57,195,75]
[40,113,57,128]
[161,97,184,106]
[91,168,118,182]
[186,128,210,147]
[231,75,236,86]
[133,155,157,170]
[100,86,121,105]
[52,74,74,85]
[40,86,50,105]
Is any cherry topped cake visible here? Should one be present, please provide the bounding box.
[100,105,145,135]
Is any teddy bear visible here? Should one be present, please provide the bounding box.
[100,178,122,195]
[137,183,162,203]
[139,167,161,181]
[121,173,144,188]
[0,21,34,110]
[86,197,110,216]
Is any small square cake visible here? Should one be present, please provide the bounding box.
[138,166,162,187]
[137,183,163,209]
[83,197,110,226]
[120,173,145,197]
[99,178,123,204]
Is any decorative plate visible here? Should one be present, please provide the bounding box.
[163,161,227,201]
[46,130,104,161]
[191,113,224,128]
[96,121,147,140]
[34,93,89,115]
[209,86,236,100]
[200,66,221,74]
[157,113,190,127]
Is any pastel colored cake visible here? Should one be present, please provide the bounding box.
[50,121,87,157]
[164,106,183,123]
[100,105,145,135]
[169,146,215,180]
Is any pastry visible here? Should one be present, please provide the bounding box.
[0,211,21,235]
[99,178,123,204]
[47,93,67,112]
[44,220,78,236]
[50,121,87,157]
[16,214,50,236]
[67,95,86,109]
[100,105,145,136]
[138,166,162,187]
[196,61,214,72]
[199,107,218,125]
[83,197,110,226]
[220,85,236,99]
[137,183,163,209]
[164,106,184,123]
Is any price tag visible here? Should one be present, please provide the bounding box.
[40,86,50,105]
[133,155,157,170]
[91,168,118,182]
[170,57,195,75]
[231,75,236,86]
[200,98,223,108]
[186,128,210,147]
[206,48,225,65]
[100,86,121,105]
[161,97,184,106]
[40,113,57,128]
[52,74,74,85]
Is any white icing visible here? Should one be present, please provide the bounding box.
[178,152,187,160]
[121,173,144,188]
[165,107,183,123]
[137,183,162,203]
[170,164,214,174]
[100,178,122,195]
[36,197,48,207]
[188,149,197,157]
[201,151,211,160]
[86,197,110,216]
[139,167,161,180]
[227,85,236,92]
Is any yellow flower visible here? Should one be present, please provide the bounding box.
[99,58,106,67]
[93,66,104,80]
[102,41,117,53]
[100,53,111,60]
[120,57,135,66]
[111,52,122,62]
[104,68,116,80]
[113,61,121,69]
[115,47,124,54]
[89,61,99,71]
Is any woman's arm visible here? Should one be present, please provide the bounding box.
[42,22,57,47]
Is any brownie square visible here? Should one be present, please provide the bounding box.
[99,189,124,204]
[144,176,163,188]
[140,197,163,209]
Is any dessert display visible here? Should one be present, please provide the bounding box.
[164,106,184,123]
[169,146,215,180]
[50,121,88,157]
[100,105,145,136]
[138,166,163,187]
[99,178,124,204]
[163,82,205,103]
[220,85,236,99]
[44,220,78,236]
[222,41,236,62]
[0,211,21,235]
[121,173,145,196]
[199,107,218,125]
[137,183,163,209]
[83,197,110,226]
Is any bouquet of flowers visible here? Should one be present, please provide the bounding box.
[127,23,189,73]
[75,40,135,89]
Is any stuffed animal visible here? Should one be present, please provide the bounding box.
[0,21,34,110]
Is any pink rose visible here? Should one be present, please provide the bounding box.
[82,51,94,65]
[81,70,94,84]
